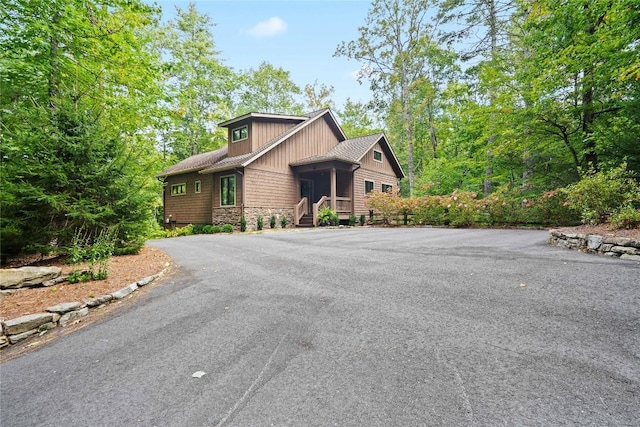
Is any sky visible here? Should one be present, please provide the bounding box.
[151,0,376,109]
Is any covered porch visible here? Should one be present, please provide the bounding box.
[291,159,357,226]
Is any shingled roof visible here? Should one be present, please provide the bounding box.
[291,133,405,178]
[157,146,228,178]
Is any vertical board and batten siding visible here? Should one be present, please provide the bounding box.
[353,143,401,215]
[227,120,299,158]
[245,116,342,207]
[164,172,214,225]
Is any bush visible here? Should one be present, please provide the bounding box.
[611,205,640,229]
[256,216,264,231]
[176,224,193,236]
[280,215,288,228]
[240,216,247,232]
[222,224,234,233]
[270,215,276,229]
[563,164,640,225]
[349,214,357,226]
[212,225,222,234]
[67,228,115,283]
[359,214,366,226]
[202,225,216,234]
[191,224,207,234]
[317,206,338,226]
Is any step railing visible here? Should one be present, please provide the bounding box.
[295,197,308,226]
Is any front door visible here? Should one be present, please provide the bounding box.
[300,179,313,214]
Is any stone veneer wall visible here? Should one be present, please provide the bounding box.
[212,207,243,228]
[549,229,640,261]
[243,207,294,231]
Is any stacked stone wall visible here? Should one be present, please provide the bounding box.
[549,230,640,261]
[243,207,294,231]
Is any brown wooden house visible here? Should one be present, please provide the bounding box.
[157,109,404,229]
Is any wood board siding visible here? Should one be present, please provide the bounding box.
[360,142,398,175]
[253,116,341,171]
[227,120,299,157]
[211,171,243,208]
[353,167,399,216]
[244,166,297,207]
[164,172,213,225]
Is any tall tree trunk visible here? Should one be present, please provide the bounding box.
[48,13,61,111]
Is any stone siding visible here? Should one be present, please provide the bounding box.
[549,230,640,261]
[212,207,243,228]
[243,207,294,231]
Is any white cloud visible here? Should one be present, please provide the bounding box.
[247,17,287,38]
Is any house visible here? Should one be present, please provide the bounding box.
[157,109,405,229]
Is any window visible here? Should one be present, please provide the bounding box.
[195,181,201,194]
[382,183,393,193]
[171,183,186,196]
[221,175,235,206]
[232,125,248,142]
[364,180,374,194]
[373,150,383,162]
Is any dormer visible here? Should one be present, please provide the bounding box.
[219,112,307,157]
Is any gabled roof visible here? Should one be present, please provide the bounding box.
[200,109,346,174]
[290,133,406,178]
[157,146,228,178]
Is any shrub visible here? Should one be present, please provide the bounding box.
[563,164,640,225]
[222,224,234,233]
[270,215,276,229]
[202,225,215,234]
[280,215,288,228]
[67,228,115,283]
[349,214,357,226]
[212,225,222,234]
[176,224,193,236]
[317,206,338,226]
[191,224,207,234]
[359,214,366,226]
[256,216,264,231]
[611,205,640,229]
[240,216,247,232]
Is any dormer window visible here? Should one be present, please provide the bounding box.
[232,125,248,142]
[373,149,383,162]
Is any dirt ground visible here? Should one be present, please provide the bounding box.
[1,246,172,321]
[2,224,638,322]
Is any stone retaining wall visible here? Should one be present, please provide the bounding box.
[0,266,169,349]
[549,229,640,261]
[242,207,294,231]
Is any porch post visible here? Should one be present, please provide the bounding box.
[330,167,337,211]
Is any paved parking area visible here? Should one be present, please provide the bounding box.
[2,228,639,426]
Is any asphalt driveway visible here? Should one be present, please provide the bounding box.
[2,228,639,426]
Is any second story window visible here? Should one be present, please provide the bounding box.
[232,125,248,142]
[373,150,383,162]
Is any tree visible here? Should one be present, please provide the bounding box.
[0,0,162,260]
[234,62,304,115]
[155,3,234,160]
[304,80,335,111]
[335,0,448,196]
[336,99,381,138]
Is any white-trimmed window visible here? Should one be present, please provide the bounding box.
[220,175,235,206]
[373,149,383,162]
[364,180,374,194]
[171,183,186,196]
[195,180,201,194]
[231,125,248,142]
[382,183,393,193]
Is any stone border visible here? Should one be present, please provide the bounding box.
[0,263,171,349]
[549,229,640,261]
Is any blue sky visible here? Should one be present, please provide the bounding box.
[151,0,375,108]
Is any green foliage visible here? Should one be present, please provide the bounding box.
[240,216,247,232]
[256,216,264,231]
[349,215,357,226]
[317,207,338,226]
[202,225,216,234]
[176,224,194,236]
[280,216,288,228]
[212,226,222,234]
[191,224,207,234]
[67,228,115,283]
[235,62,304,115]
[269,216,277,229]
[222,224,234,233]
[611,206,640,230]
[359,215,366,226]
[563,164,640,225]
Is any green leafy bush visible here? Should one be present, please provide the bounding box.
[202,225,215,234]
[176,224,194,236]
[563,164,640,225]
[240,216,247,232]
[611,205,640,229]
[191,224,207,234]
[317,206,338,226]
[256,216,264,231]
[67,228,115,283]
[349,214,357,226]
[280,215,288,228]
[359,214,366,226]
[222,224,234,233]
[212,225,222,234]
[270,215,276,229]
